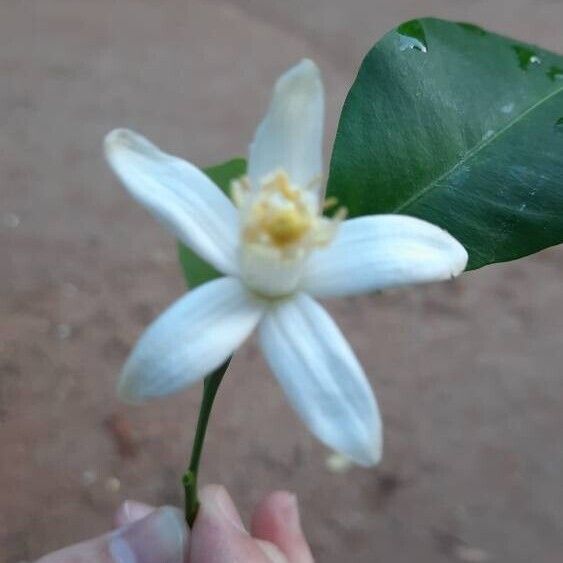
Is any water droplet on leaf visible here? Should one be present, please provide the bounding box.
[512,45,542,70]
[547,66,563,81]
[456,22,486,36]
[398,20,428,53]
[501,102,515,114]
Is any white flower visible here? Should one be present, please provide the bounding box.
[104,59,467,466]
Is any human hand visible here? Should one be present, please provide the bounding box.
[36,485,314,562]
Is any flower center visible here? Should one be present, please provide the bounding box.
[232,169,344,298]
[262,207,310,247]
[234,170,313,250]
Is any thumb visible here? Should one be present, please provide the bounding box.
[37,506,188,563]
[252,492,314,563]
[190,485,287,562]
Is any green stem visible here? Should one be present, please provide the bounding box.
[183,358,230,526]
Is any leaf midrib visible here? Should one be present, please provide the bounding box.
[393,84,563,213]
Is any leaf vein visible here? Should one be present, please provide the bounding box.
[393,85,563,213]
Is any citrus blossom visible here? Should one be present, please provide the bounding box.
[104,59,467,466]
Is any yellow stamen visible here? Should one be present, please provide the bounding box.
[230,176,252,208]
[323,196,338,210]
[262,208,311,246]
[238,169,344,255]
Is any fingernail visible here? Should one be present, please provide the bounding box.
[110,507,188,563]
[280,492,301,533]
[256,540,288,563]
[204,486,247,533]
[269,491,301,534]
[115,501,154,527]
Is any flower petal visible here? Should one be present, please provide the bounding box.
[302,215,468,298]
[105,129,239,275]
[119,277,264,402]
[259,294,382,466]
[248,59,324,190]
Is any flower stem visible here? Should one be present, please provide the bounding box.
[183,358,230,526]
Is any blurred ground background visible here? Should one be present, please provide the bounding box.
[1,1,563,561]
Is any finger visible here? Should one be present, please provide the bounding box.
[114,500,155,527]
[251,491,314,563]
[190,484,286,562]
[256,540,290,563]
[37,506,188,563]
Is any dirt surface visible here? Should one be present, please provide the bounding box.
[1,1,563,561]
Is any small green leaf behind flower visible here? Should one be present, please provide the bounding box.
[178,158,246,288]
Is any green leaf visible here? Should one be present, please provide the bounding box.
[177,158,246,288]
[327,18,563,270]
